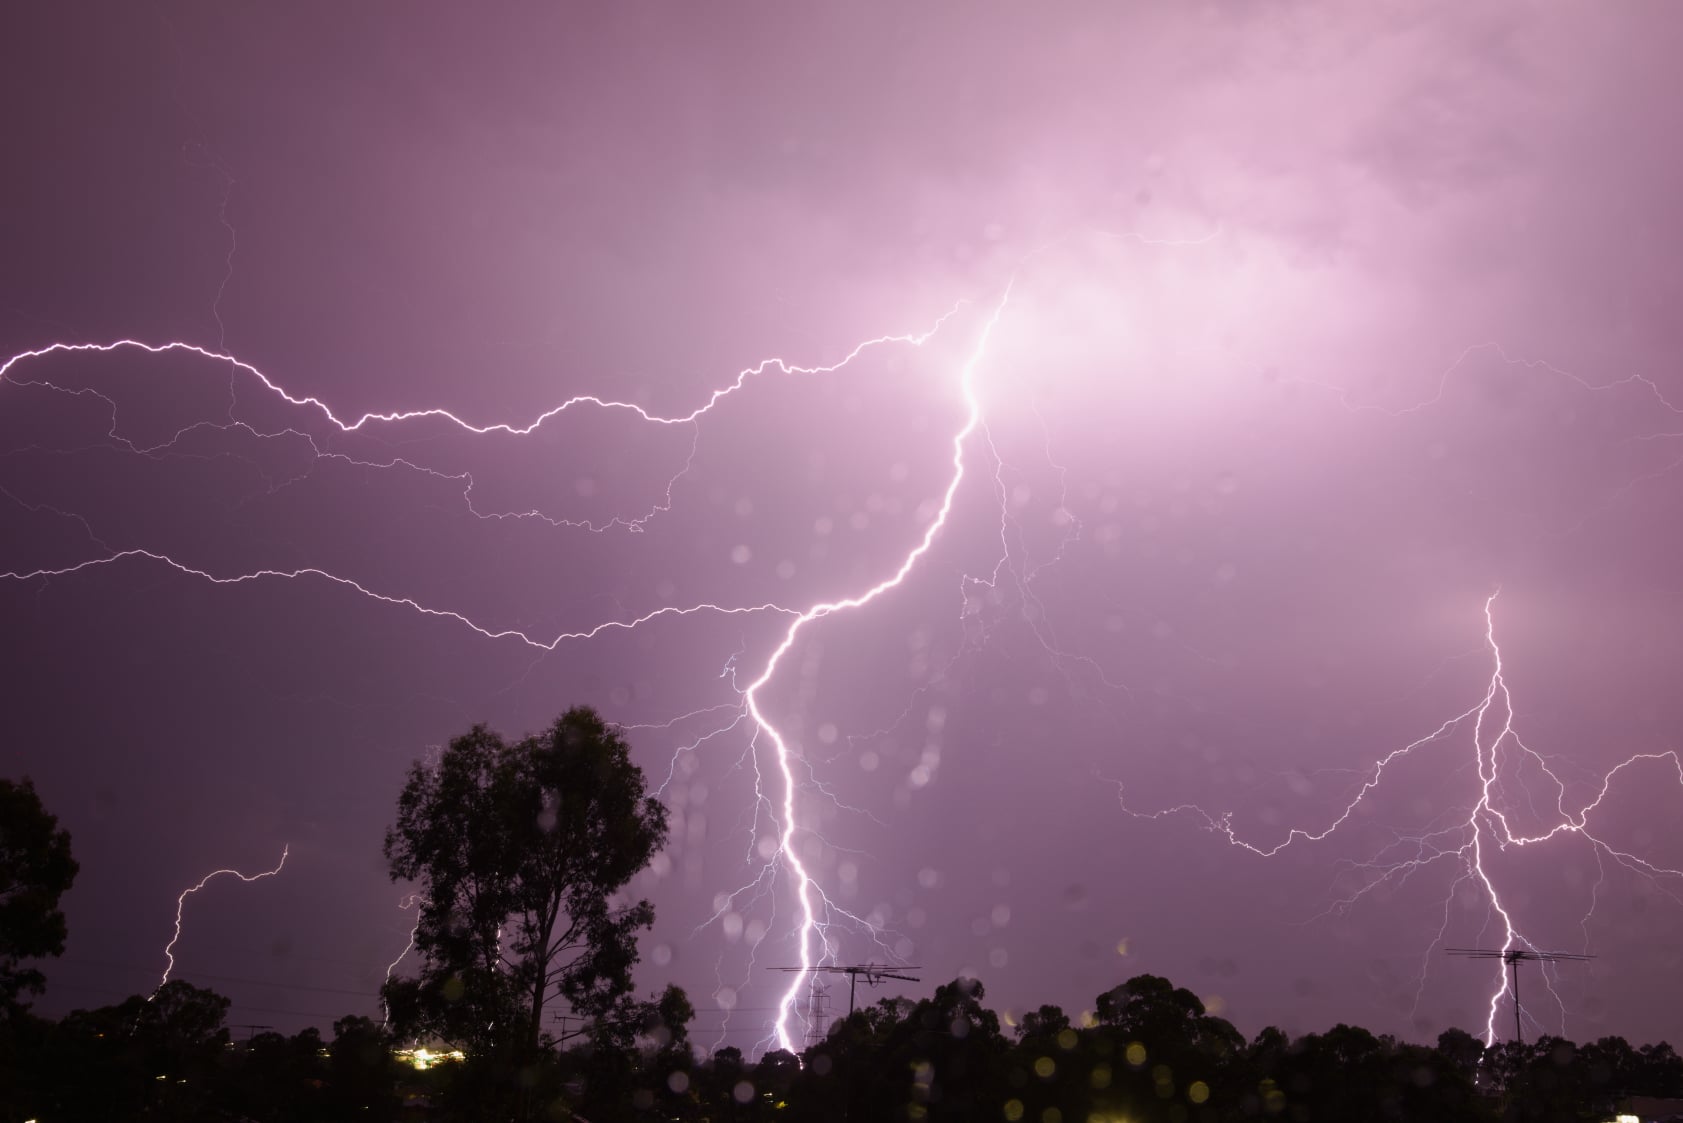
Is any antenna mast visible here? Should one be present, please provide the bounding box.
[1446,947,1594,1044]
[767,964,923,1018]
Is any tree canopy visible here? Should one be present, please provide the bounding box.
[5,738,1680,1123]
[0,775,78,1011]
[3,965,1681,1123]
[381,706,670,1062]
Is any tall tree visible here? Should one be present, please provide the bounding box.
[382,707,669,1059]
[0,776,79,1011]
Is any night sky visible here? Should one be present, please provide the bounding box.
[4,3,1682,1053]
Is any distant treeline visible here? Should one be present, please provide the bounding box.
[3,971,1681,1122]
[6,734,1679,1123]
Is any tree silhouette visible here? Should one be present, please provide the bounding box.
[382,706,669,1069]
[34,980,232,1122]
[1015,1003,1072,1042]
[6,961,1678,1123]
[326,1016,403,1121]
[220,1026,327,1123]
[0,776,78,1012]
[795,976,1009,1122]
[1438,1025,1488,1083]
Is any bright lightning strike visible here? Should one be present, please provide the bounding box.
[0,312,977,644]
[0,303,981,1047]
[9,233,1675,1052]
[155,843,289,995]
[750,287,1014,1052]
[1115,593,1683,1045]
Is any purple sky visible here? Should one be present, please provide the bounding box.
[4,2,1682,1052]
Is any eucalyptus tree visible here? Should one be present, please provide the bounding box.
[382,707,669,1058]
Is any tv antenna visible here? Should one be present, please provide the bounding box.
[1446,947,1594,1044]
[804,976,832,1045]
[768,964,922,1017]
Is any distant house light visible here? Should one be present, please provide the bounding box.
[396,1046,466,1070]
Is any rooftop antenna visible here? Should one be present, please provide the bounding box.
[1446,947,1594,1044]
[768,964,922,1018]
[804,976,832,1046]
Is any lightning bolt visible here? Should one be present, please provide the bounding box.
[0,320,958,437]
[750,287,1014,1051]
[154,843,289,995]
[382,891,423,1023]
[0,303,979,1045]
[1115,592,1683,1045]
[1,549,798,651]
[0,308,963,543]
[10,226,1673,1050]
